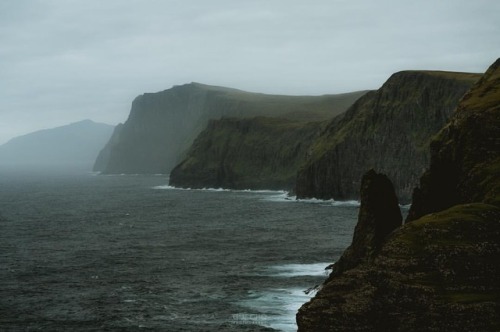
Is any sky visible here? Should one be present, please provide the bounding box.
[1,0,499,144]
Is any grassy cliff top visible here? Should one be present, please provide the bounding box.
[136,82,370,122]
[394,70,482,82]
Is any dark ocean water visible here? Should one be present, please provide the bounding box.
[0,168,359,331]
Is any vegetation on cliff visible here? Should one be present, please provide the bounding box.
[94,83,366,174]
[297,59,500,331]
[169,117,324,190]
[408,59,500,219]
[295,70,480,203]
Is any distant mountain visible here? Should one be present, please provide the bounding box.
[94,82,368,174]
[295,70,481,203]
[0,119,114,169]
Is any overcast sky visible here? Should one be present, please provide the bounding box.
[1,0,499,144]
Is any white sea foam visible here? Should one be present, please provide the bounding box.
[296,198,360,207]
[330,200,360,207]
[261,193,360,207]
[260,192,293,202]
[297,198,360,206]
[267,263,332,277]
[237,287,315,331]
[237,262,331,331]
[152,184,227,191]
[152,184,286,195]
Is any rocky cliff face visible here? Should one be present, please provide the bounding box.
[94,83,366,174]
[328,170,402,276]
[295,71,480,203]
[169,117,324,190]
[296,59,500,331]
[408,59,500,220]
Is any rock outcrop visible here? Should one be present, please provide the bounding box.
[94,83,366,174]
[295,71,481,203]
[408,59,500,220]
[169,117,323,190]
[297,59,500,331]
[329,170,402,276]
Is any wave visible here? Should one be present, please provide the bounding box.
[152,184,227,191]
[90,172,167,178]
[266,262,332,277]
[236,288,315,332]
[236,262,333,331]
[262,193,360,207]
[300,198,360,207]
[152,184,287,194]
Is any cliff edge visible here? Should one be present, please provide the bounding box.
[295,70,480,203]
[297,59,500,331]
[94,83,366,174]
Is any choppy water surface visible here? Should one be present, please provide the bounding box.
[0,169,358,331]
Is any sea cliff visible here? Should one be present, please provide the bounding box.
[169,117,323,190]
[296,59,500,331]
[94,83,365,174]
[295,70,480,203]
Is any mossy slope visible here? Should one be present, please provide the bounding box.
[169,117,324,190]
[94,83,366,174]
[296,70,480,202]
[297,59,500,331]
[408,58,500,220]
[298,204,500,332]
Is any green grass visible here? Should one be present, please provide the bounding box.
[394,203,500,254]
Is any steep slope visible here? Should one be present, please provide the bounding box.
[94,83,367,174]
[296,71,480,203]
[169,117,323,190]
[0,120,114,169]
[297,59,500,331]
[408,59,500,219]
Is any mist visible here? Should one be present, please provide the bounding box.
[0,120,114,171]
[1,0,499,144]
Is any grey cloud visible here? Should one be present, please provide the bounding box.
[0,0,499,144]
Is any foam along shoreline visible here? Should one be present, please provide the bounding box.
[266,263,332,277]
[263,192,360,207]
[152,184,287,194]
[154,185,361,207]
[236,263,333,332]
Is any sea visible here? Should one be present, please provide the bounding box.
[0,167,360,331]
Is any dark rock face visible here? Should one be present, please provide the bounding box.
[296,71,480,203]
[297,59,500,331]
[94,83,366,174]
[331,170,402,276]
[297,204,500,332]
[169,117,324,190]
[408,59,500,220]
